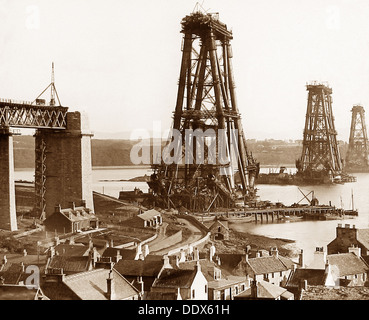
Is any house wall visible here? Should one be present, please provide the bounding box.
[44,213,72,233]
[210,282,248,300]
[209,222,229,240]
[327,225,361,254]
[190,270,208,300]
[255,270,290,286]
[340,273,367,286]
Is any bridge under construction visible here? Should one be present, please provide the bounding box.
[147,11,259,212]
[0,64,94,231]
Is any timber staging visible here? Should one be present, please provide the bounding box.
[209,205,358,222]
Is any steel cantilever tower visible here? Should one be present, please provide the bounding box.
[296,83,343,183]
[148,11,259,212]
[345,105,369,172]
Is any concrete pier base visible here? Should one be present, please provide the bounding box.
[35,111,94,218]
[0,130,17,231]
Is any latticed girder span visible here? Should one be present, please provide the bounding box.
[0,100,68,129]
[296,83,342,182]
[345,105,369,171]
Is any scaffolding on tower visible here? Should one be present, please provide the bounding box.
[147,11,259,212]
[344,105,369,172]
[296,82,355,184]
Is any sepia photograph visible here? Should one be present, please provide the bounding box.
[1,0,369,308]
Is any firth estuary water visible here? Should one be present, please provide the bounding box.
[15,166,369,265]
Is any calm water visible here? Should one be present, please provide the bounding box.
[16,167,369,265]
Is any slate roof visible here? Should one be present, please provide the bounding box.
[245,255,294,276]
[216,254,244,273]
[178,259,235,283]
[138,209,161,221]
[327,253,369,277]
[153,269,197,289]
[0,254,48,285]
[47,256,91,274]
[146,291,180,300]
[0,285,49,300]
[285,268,327,288]
[102,248,137,260]
[0,254,47,266]
[62,268,139,300]
[54,244,89,257]
[59,207,97,222]
[209,220,229,231]
[207,276,248,290]
[114,259,164,277]
[0,263,24,284]
[236,280,290,300]
[301,285,369,300]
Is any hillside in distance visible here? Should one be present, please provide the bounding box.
[12,136,348,168]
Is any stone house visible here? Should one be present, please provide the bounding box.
[234,280,294,300]
[114,255,172,299]
[124,209,162,229]
[304,246,369,287]
[327,223,369,255]
[148,261,208,300]
[208,217,229,241]
[41,268,140,300]
[177,247,248,300]
[243,247,296,286]
[43,203,98,234]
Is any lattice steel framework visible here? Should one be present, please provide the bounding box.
[148,11,259,211]
[0,100,68,129]
[296,83,342,182]
[345,105,369,171]
[34,134,47,219]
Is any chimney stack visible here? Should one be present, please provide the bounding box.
[299,249,304,268]
[162,255,172,269]
[209,244,216,262]
[349,245,361,258]
[251,279,258,298]
[135,242,143,260]
[115,250,122,263]
[309,247,327,269]
[106,270,115,300]
[270,247,279,258]
[69,202,76,210]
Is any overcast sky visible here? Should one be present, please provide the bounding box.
[1,0,369,141]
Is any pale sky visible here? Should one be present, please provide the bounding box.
[1,0,369,141]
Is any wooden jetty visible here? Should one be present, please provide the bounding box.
[211,205,356,222]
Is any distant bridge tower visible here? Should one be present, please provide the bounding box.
[148,10,259,211]
[345,105,369,172]
[296,82,343,183]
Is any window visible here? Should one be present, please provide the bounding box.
[192,289,195,299]
[205,285,207,293]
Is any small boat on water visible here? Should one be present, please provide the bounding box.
[341,189,358,216]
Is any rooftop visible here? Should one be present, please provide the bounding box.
[301,285,369,300]
[327,252,369,277]
[137,209,161,221]
[0,284,48,300]
[62,268,139,300]
[153,269,197,289]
